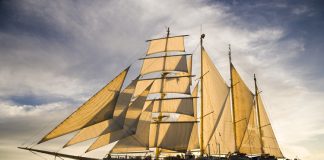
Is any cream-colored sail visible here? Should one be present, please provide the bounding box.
[231,65,254,150]
[154,122,195,152]
[147,36,185,55]
[86,84,152,152]
[133,76,191,98]
[140,55,189,75]
[38,68,129,143]
[258,97,283,157]
[239,106,262,154]
[148,97,195,116]
[201,48,231,152]
[63,78,138,147]
[110,103,153,153]
[188,84,199,150]
[205,95,235,155]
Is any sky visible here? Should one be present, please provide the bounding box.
[0,0,324,159]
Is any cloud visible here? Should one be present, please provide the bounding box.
[0,0,323,159]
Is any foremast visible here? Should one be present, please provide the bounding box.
[254,74,265,155]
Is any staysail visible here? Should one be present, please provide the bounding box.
[63,77,138,147]
[38,67,130,143]
[201,48,234,154]
[231,65,255,151]
[86,83,153,152]
[258,96,283,157]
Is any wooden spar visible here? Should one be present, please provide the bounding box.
[254,74,265,154]
[18,147,99,160]
[229,44,238,152]
[200,33,205,156]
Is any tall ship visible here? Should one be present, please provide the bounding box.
[19,28,284,160]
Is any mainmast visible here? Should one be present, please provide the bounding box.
[155,27,170,159]
[254,74,265,154]
[228,44,238,152]
[200,33,205,156]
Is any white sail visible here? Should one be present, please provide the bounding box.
[63,78,138,147]
[146,36,186,55]
[86,83,152,152]
[201,48,232,154]
[140,55,189,75]
[38,67,129,143]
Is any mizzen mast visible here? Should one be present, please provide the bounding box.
[199,33,205,156]
[254,74,265,154]
[228,44,238,152]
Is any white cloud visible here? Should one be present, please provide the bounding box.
[0,0,323,159]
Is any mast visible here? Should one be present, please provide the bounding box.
[200,33,205,156]
[155,27,170,159]
[229,44,238,152]
[254,74,265,154]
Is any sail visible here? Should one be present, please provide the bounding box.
[110,103,153,153]
[239,106,262,154]
[153,122,195,152]
[63,78,138,147]
[146,36,185,55]
[149,97,195,116]
[188,84,200,150]
[258,97,283,157]
[205,95,235,155]
[231,65,255,150]
[38,67,129,143]
[86,84,152,152]
[133,75,191,98]
[201,48,231,153]
[140,55,189,75]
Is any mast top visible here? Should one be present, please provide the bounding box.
[228,44,232,63]
[167,27,170,37]
[201,34,205,39]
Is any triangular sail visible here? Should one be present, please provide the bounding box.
[239,105,262,154]
[63,78,138,147]
[201,48,232,154]
[38,67,129,143]
[258,97,283,157]
[86,83,152,152]
[231,65,255,150]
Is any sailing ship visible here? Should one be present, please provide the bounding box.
[19,28,284,160]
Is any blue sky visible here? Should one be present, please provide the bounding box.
[0,0,323,159]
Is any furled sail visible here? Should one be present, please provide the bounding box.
[86,84,152,152]
[133,75,191,98]
[146,36,186,55]
[258,97,283,157]
[140,55,189,75]
[239,106,262,154]
[110,103,153,153]
[63,77,138,147]
[38,67,129,143]
[201,48,232,153]
[231,65,255,151]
